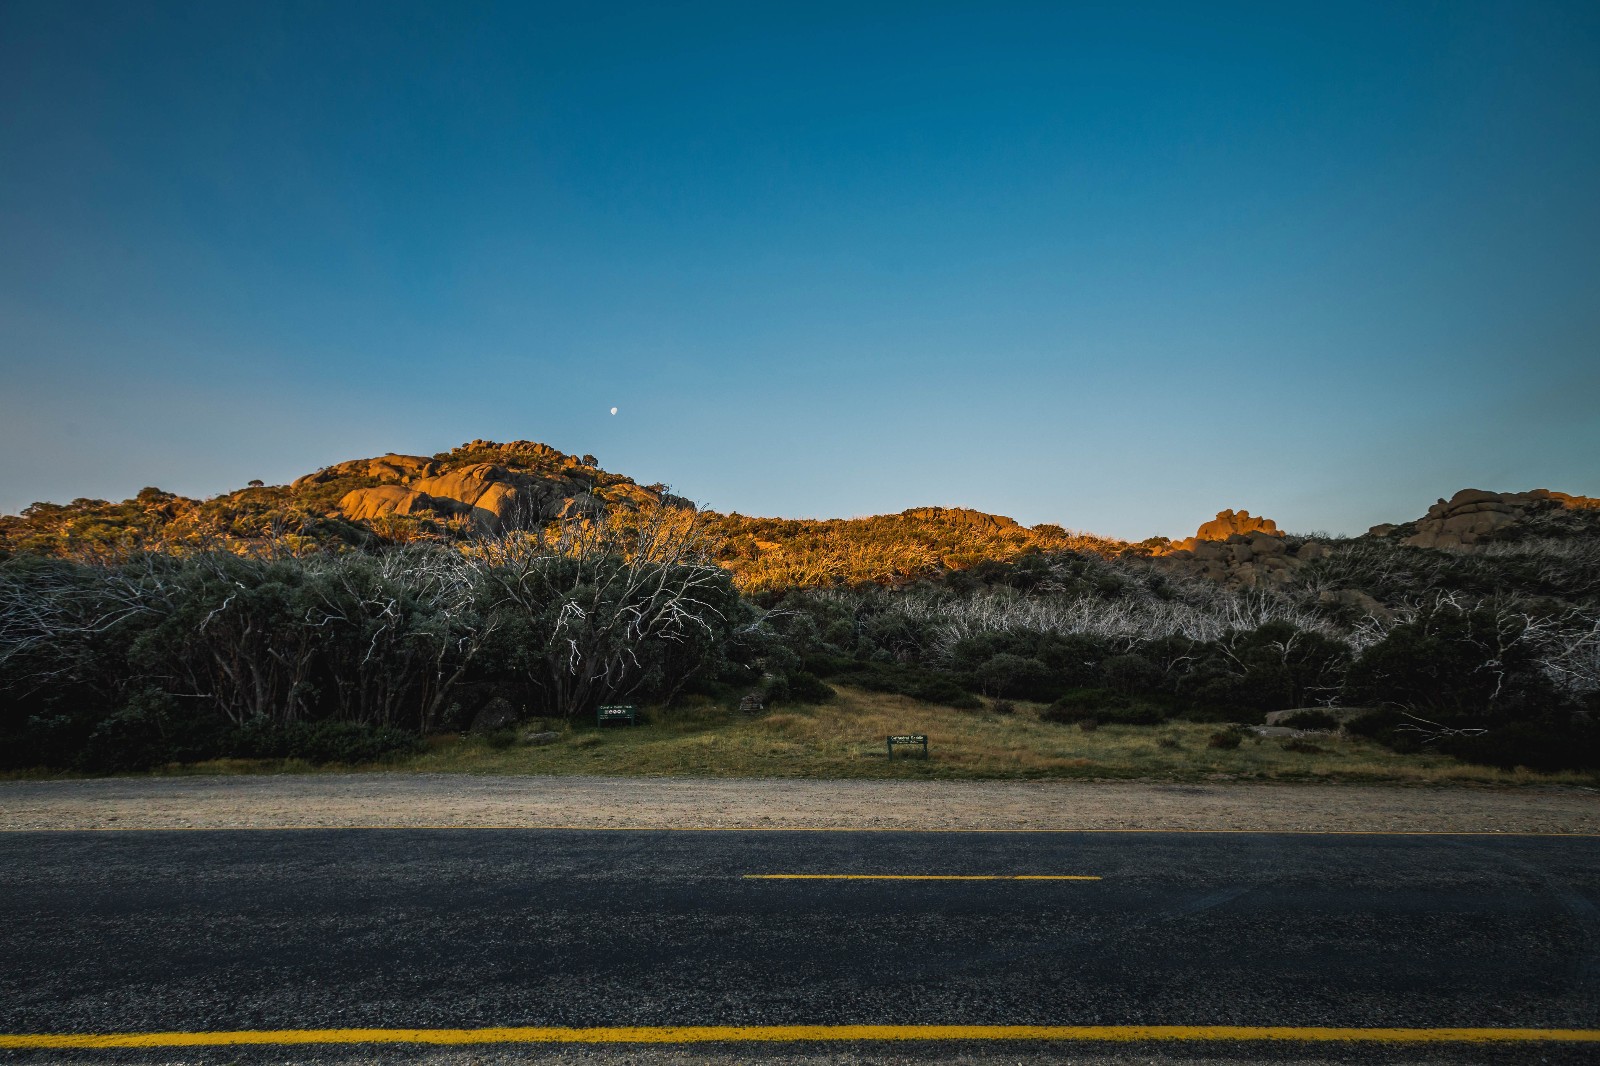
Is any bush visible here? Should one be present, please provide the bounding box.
[911,677,982,709]
[484,729,520,750]
[1437,719,1600,772]
[835,662,981,708]
[1102,653,1161,697]
[1345,603,1554,717]
[1278,709,1340,730]
[231,720,423,764]
[1207,729,1244,749]
[1044,688,1122,720]
[1042,689,1166,726]
[1041,703,1090,726]
[78,706,171,773]
[1097,702,1168,725]
[0,714,84,771]
[948,632,1111,693]
[1175,623,1351,716]
[782,671,837,705]
[989,699,1016,716]
[974,653,1054,700]
[802,652,856,678]
[1343,707,1402,740]
[1,704,424,772]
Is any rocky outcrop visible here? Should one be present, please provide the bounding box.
[410,463,612,532]
[1150,509,1320,589]
[1168,509,1282,555]
[283,439,687,534]
[599,480,678,510]
[1195,509,1279,542]
[1157,532,1310,588]
[337,485,443,521]
[410,464,527,531]
[900,507,1022,532]
[1122,487,1597,592]
[1381,488,1600,551]
[293,453,440,489]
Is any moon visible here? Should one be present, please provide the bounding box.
[610,406,618,415]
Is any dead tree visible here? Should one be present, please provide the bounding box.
[472,505,736,718]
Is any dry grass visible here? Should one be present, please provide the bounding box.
[403,687,1600,786]
[13,687,1591,786]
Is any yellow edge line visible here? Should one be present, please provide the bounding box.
[743,874,1101,880]
[3,1025,1599,1048]
[2,826,1596,837]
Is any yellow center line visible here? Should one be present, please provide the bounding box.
[2,1025,1598,1048]
[743,874,1101,881]
[1,825,1595,837]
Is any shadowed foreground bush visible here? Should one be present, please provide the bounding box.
[0,514,751,771]
[5,529,1600,773]
[4,709,423,773]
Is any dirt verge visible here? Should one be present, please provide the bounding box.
[2,774,1595,833]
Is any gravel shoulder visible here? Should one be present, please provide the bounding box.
[1,774,1596,833]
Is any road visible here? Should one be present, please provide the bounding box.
[1,828,1597,1063]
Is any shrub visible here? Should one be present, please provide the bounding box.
[484,729,520,750]
[1176,623,1351,716]
[77,706,171,773]
[912,677,982,709]
[1096,702,1168,725]
[231,720,423,764]
[975,653,1054,700]
[802,652,855,678]
[782,671,837,705]
[1041,703,1090,726]
[1343,707,1402,740]
[1044,688,1123,719]
[0,714,83,771]
[837,662,981,708]
[989,699,1016,716]
[949,632,1110,692]
[1437,718,1600,772]
[1207,729,1244,749]
[1278,709,1339,730]
[1102,653,1162,697]
[1345,602,1554,717]
[1042,689,1166,726]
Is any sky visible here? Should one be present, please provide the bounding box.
[1,1,1597,540]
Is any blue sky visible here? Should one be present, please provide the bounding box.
[2,1,1596,539]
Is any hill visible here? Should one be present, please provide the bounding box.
[3,437,1598,778]
[0,438,1143,585]
[0,439,681,558]
[3,440,1598,602]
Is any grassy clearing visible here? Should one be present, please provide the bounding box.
[8,687,1595,785]
[403,687,1598,786]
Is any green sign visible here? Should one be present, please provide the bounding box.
[597,704,638,726]
[886,733,928,758]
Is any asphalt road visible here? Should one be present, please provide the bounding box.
[1,828,1597,1064]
